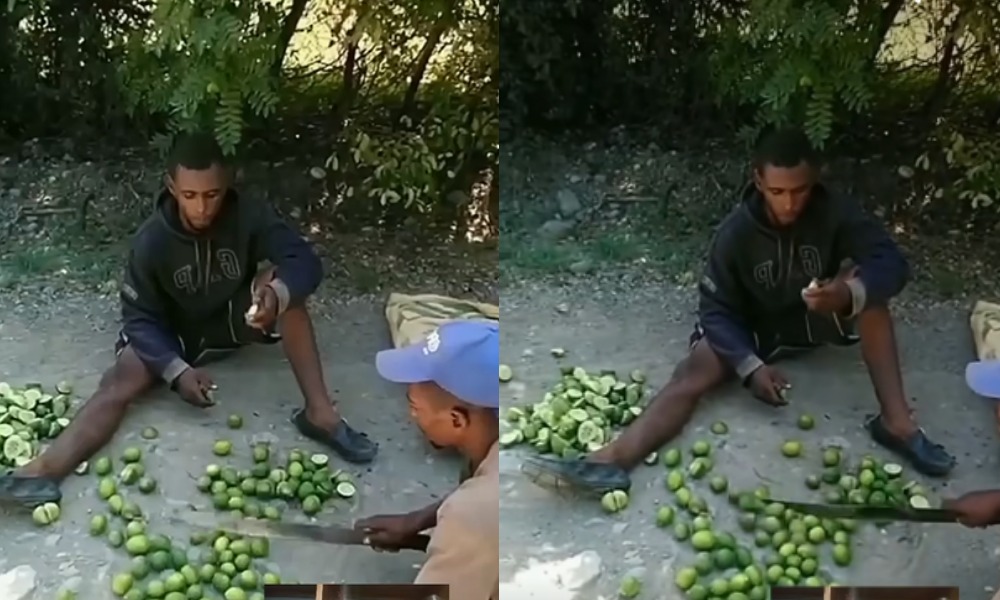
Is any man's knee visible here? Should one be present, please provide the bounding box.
[667,340,729,393]
[96,348,155,406]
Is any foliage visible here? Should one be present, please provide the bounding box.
[120,0,282,155]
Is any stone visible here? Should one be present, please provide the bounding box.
[0,565,37,600]
[556,550,603,590]
[556,189,582,217]
[537,219,574,240]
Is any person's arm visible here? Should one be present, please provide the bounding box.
[120,247,187,384]
[414,515,496,600]
[408,498,444,531]
[832,196,910,317]
[251,202,323,314]
[698,229,761,381]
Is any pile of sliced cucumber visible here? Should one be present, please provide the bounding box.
[195,442,358,520]
[499,365,648,458]
[0,381,76,468]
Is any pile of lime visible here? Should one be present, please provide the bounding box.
[83,446,286,599]
[658,428,937,597]
[0,380,76,468]
[499,365,648,457]
[197,443,358,519]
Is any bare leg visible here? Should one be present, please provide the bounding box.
[279,304,341,431]
[18,346,154,481]
[590,338,731,470]
[856,304,917,438]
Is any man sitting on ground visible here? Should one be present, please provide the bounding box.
[0,132,377,507]
[522,127,955,496]
[355,320,499,600]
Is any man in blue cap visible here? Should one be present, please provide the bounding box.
[355,320,499,600]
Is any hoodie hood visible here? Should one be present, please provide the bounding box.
[737,181,830,235]
[154,189,239,240]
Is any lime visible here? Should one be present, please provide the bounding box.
[687,585,708,600]
[707,475,726,493]
[233,554,251,570]
[822,448,841,467]
[693,552,714,575]
[237,569,258,589]
[108,529,125,548]
[95,456,113,476]
[675,487,692,507]
[146,579,166,598]
[252,444,269,463]
[125,535,150,556]
[780,440,802,457]
[713,548,735,569]
[734,546,753,568]
[225,586,248,600]
[759,516,782,534]
[765,565,783,584]
[691,515,712,531]
[125,556,149,580]
[832,543,852,566]
[138,476,157,494]
[199,564,217,582]
[149,550,172,571]
[797,414,814,430]
[737,512,756,532]
[804,475,821,490]
[674,567,698,591]
[141,426,159,439]
[690,530,715,551]
[691,441,711,457]
[800,558,818,576]
[122,447,142,463]
[213,440,233,456]
[111,573,134,596]
[655,506,675,527]
[729,573,750,592]
[784,566,802,582]
[708,578,728,597]
[807,526,826,543]
[710,421,728,435]
[89,514,109,535]
[98,477,117,499]
[164,573,186,593]
[666,470,684,491]
[600,490,628,513]
[227,414,243,429]
[212,572,231,593]
[619,574,641,598]
[715,532,736,549]
[673,522,690,541]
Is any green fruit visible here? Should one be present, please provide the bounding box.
[780,440,802,457]
[693,552,714,575]
[691,440,711,457]
[212,572,232,593]
[90,514,109,535]
[126,535,150,555]
[674,567,698,591]
[138,476,157,494]
[832,543,852,566]
[666,470,684,491]
[149,550,172,571]
[691,530,715,551]
[822,448,841,467]
[112,573,134,597]
[691,515,712,531]
[213,440,233,456]
[130,556,151,579]
[227,414,243,429]
[122,447,142,463]
[252,444,269,463]
[141,426,159,439]
[805,475,821,489]
[673,522,690,541]
[713,548,735,569]
[797,414,814,430]
[737,512,756,532]
[31,502,61,525]
[600,489,629,513]
[710,421,728,435]
[662,448,682,467]
[108,529,125,548]
[225,587,248,600]
[146,579,166,598]
[98,477,117,499]
[709,476,728,493]
[655,506,675,527]
[708,578,728,597]
[618,574,641,598]
[94,456,113,476]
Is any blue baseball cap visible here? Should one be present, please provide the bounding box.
[375,320,499,409]
[966,360,1000,399]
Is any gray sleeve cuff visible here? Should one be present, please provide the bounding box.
[163,358,191,385]
[267,278,291,315]
[735,355,765,381]
[845,277,867,318]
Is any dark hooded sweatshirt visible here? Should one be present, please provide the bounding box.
[119,190,323,384]
[698,183,909,381]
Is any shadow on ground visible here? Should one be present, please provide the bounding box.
[0,300,464,599]
[500,282,997,600]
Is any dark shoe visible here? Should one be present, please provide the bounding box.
[520,455,631,496]
[291,409,378,464]
[865,414,955,477]
[0,473,62,508]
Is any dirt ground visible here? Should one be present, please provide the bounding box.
[0,295,467,599]
[500,281,1000,600]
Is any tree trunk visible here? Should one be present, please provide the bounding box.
[922,12,964,118]
[868,0,905,64]
[271,0,310,77]
[398,6,455,122]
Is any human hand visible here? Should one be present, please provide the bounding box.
[174,368,216,408]
[801,278,852,315]
[354,512,424,553]
[246,284,279,331]
[747,365,790,406]
[942,491,1000,528]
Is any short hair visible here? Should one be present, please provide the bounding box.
[752,127,821,171]
[167,131,228,173]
